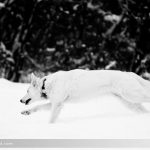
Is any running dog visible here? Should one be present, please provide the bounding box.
[20,69,150,123]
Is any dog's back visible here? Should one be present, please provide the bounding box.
[48,69,150,104]
[49,69,128,102]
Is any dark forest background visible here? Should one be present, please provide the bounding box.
[0,0,150,82]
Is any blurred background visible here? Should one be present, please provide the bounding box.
[0,0,150,82]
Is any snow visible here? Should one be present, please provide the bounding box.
[0,2,5,8]
[1,78,150,139]
[4,149,146,150]
[104,14,121,22]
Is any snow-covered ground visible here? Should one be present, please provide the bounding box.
[1,78,150,139]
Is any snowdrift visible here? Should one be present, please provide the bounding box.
[0,78,150,139]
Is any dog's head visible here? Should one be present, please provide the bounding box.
[20,73,48,105]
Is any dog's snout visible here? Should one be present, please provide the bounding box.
[20,98,31,105]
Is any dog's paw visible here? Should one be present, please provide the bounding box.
[21,110,31,115]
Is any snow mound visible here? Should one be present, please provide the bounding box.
[0,78,150,139]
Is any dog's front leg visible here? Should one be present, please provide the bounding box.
[21,102,51,115]
[49,102,63,123]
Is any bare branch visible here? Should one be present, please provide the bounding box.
[103,12,125,38]
[24,52,55,72]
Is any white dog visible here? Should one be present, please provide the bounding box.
[20,69,150,123]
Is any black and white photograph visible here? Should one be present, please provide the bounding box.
[0,0,150,148]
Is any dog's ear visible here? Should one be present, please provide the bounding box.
[30,73,40,87]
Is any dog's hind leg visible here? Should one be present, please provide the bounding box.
[113,92,149,113]
[120,98,149,113]
[21,103,51,115]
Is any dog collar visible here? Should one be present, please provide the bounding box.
[42,78,46,90]
[41,78,48,99]
[41,92,48,99]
